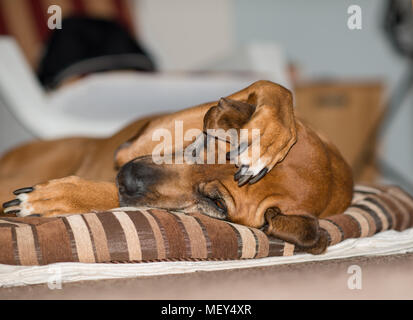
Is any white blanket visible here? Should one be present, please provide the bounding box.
[1,228,413,288]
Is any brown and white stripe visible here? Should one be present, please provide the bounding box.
[0,184,411,266]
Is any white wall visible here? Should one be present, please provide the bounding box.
[234,0,405,81]
[135,0,235,71]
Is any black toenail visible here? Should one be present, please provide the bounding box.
[234,165,249,181]
[13,187,34,195]
[234,167,243,181]
[237,174,252,187]
[248,167,268,185]
[2,199,21,209]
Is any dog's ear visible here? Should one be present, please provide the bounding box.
[203,98,256,132]
[263,207,329,254]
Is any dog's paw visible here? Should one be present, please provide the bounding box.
[228,104,297,186]
[263,208,328,255]
[204,97,297,186]
[304,228,329,255]
[2,176,86,217]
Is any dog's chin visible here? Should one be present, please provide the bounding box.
[198,206,228,221]
[118,194,228,220]
[118,195,179,212]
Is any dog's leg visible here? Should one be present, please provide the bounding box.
[2,176,118,217]
[204,80,297,185]
[263,207,329,254]
[0,137,99,215]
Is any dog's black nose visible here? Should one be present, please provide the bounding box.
[117,161,156,198]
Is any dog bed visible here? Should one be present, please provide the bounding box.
[0,184,412,266]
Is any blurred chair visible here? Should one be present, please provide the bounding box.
[0,0,134,69]
[0,37,264,138]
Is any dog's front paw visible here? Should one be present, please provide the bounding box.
[204,96,297,186]
[304,228,329,255]
[263,208,328,255]
[229,104,297,186]
[3,176,88,217]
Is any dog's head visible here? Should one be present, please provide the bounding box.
[115,82,298,229]
[115,152,282,229]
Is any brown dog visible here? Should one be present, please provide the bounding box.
[0,80,353,254]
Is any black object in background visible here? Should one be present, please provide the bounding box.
[383,0,413,58]
[37,16,156,89]
[379,0,413,193]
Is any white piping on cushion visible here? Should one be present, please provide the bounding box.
[1,228,413,288]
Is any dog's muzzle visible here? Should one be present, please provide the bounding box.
[116,160,160,206]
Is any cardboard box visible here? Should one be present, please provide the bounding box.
[294,82,384,183]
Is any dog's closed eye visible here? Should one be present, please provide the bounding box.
[204,195,228,218]
[203,194,228,217]
[198,183,228,219]
[209,197,227,214]
[213,198,226,211]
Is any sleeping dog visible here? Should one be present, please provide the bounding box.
[0,80,353,254]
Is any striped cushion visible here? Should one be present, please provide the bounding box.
[0,185,412,265]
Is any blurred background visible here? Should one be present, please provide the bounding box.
[0,0,412,192]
